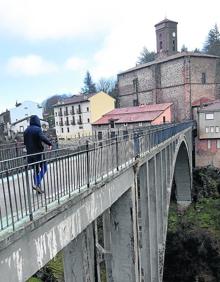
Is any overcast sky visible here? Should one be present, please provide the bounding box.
[0,0,219,112]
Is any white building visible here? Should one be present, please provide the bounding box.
[10,101,43,123]
[10,116,48,135]
[54,92,115,139]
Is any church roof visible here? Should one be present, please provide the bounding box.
[154,18,178,27]
[118,52,220,76]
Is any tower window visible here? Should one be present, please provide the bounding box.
[202,72,206,84]
[160,41,163,50]
[172,40,175,51]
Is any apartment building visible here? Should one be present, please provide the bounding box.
[196,100,220,167]
[54,91,115,139]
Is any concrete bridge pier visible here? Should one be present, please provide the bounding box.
[110,190,136,282]
[63,224,95,282]
[139,157,160,282]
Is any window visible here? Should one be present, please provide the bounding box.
[139,122,142,126]
[61,128,64,133]
[163,116,166,123]
[216,126,219,133]
[172,40,175,51]
[205,113,214,120]
[78,104,81,114]
[133,99,138,106]
[98,131,102,140]
[87,118,90,123]
[87,107,89,112]
[110,120,115,128]
[56,122,58,125]
[210,126,214,133]
[205,127,209,133]
[111,131,116,139]
[202,72,206,84]
[67,127,69,133]
[160,41,163,50]
[123,123,127,126]
[133,78,138,93]
[55,112,57,116]
[217,140,220,149]
[19,126,24,132]
[208,140,211,149]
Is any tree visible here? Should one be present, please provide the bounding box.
[81,71,97,94]
[193,48,201,53]
[181,44,188,52]
[96,78,116,94]
[203,24,220,56]
[137,47,156,65]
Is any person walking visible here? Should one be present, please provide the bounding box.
[24,115,52,193]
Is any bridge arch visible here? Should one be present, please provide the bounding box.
[172,137,192,205]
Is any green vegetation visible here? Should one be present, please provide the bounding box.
[28,252,64,282]
[164,166,220,282]
[27,278,42,282]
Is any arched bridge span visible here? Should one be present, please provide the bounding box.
[0,122,194,282]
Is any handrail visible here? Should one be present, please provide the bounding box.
[0,121,193,232]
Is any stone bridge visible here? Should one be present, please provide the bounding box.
[0,122,193,282]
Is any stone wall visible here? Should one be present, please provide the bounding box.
[118,55,220,122]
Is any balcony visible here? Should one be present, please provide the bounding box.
[64,111,69,116]
[71,120,76,125]
[65,121,69,126]
[77,109,82,114]
[70,110,75,115]
[77,120,82,125]
[58,112,63,116]
[59,122,63,126]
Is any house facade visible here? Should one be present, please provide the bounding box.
[54,92,115,139]
[0,101,43,140]
[10,117,48,135]
[196,100,220,167]
[10,101,43,123]
[92,103,173,138]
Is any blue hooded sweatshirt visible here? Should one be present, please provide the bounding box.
[24,115,52,162]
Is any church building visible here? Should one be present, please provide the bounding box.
[117,19,220,122]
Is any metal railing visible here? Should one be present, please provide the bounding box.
[0,143,25,162]
[0,121,193,232]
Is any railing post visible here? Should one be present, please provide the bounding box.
[6,169,15,231]
[116,135,119,171]
[25,165,33,221]
[86,140,90,188]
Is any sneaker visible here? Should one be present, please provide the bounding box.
[32,185,44,194]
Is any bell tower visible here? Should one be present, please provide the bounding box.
[155,19,178,56]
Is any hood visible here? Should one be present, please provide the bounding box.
[30,115,41,127]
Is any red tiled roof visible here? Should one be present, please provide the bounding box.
[199,99,220,112]
[192,97,214,107]
[54,93,95,107]
[93,103,172,125]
